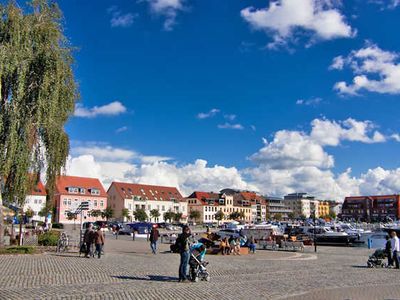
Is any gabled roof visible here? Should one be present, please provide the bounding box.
[30,180,47,196]
[109,182,184,202]
[187,191,222,205]
[55,175,106,197]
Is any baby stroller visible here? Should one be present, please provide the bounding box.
[189,253,210,282]
[367,249,387,268]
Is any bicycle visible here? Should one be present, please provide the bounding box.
[57,232,69,253]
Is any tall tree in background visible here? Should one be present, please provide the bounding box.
[0,0,77,247]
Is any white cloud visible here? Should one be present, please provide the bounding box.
[145,0,186,31]
[296,97,322,106]
[197,108,220,119]
[332,44,400,95]
[66,118,400,201]
[67,155,253,196]
[310,118,386,146]
[108,6,136,28]
[241,0,355,49]
[217,123,244,130]
[74,101,127,118]
[116,126,128,133]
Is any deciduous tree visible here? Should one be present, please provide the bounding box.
[0,0,77,247]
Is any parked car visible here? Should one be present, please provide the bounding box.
[118,225,133,235]
[127,222,153,233]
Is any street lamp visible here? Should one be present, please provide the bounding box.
[313,209,317,253]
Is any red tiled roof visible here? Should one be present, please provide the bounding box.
[30,180,47,196]
[109,182,184,202]
[55,175,106,197]
[188,191,221,205]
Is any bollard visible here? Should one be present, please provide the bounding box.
[367,238,372,249]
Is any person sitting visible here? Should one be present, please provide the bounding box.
[234,237,241,255]
[219,237,230,255]
[229,236,236,255]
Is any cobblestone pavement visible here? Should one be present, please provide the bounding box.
[1,232,400,300]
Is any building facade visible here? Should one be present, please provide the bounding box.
[341,195,400,221]
[265,196,292,219]
[23,181,47,222]
[187,189,258,224]
[283,193,320,218]
[318,201,331,218]
[54,176,107,224]
[107,182,187,223]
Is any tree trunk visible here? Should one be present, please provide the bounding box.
[0,192,4,248]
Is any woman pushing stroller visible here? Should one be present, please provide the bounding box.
[189,242,210,282]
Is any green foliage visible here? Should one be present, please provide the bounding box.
[150,209,160,221]
[0,246,36,254]
[121,208,130,220]
[274,213,283,221]
[189,210,201,222]
[229,211,241,221]
[38,231,59,246]
[214,210,224,222]
[89,209,102,218]
[174,212,182,223]
[25,208,34,219]
[133,209,148,222]
[287,212,296,220]
[0,0,78,203]
[51,223,63,229]
[163,211,175,222]
[102,206,114,221]
[66,211,77,221]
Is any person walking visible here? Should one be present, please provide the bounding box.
[177,225,192,282]
[149,225,160,254]
[94,228,105,259]
[390,231,400,269]
[385,235,393,268]
[115,224,120,240]
[83,223,95,258]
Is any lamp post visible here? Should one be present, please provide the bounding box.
[313,209,317,253]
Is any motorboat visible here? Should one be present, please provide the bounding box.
[301,226,357,246]
[338,223,372,244]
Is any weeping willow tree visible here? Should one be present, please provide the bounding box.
[0,0,77,247]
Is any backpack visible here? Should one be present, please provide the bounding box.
[171,234,185,253]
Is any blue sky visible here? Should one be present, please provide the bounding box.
[19,0,400,199]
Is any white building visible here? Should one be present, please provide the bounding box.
[23,181,47,222]
[284,193,320,218]
[107,182,188,223]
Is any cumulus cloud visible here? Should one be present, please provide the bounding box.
[331,43,400,95]
[74,101,127,118]
[145,0,186,31]
[217,123,244,130]
[108,6,137,28]
[197,108,220,119]
[241,0,355,49]
[66,118,400,200]
[67,155,253,196]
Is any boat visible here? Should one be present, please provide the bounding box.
[300,226,357,246]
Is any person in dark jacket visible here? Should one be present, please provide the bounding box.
[149,225,160,254]
[94,228,105,259]
[83,224,95,258]
[177,225,192,282]
[386,235,393,267]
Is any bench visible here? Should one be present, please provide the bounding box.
[280,241,304,252]
[258,240,277,250]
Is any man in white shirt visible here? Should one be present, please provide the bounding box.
[390,231,400,269]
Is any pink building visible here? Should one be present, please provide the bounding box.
[54,175,107,224]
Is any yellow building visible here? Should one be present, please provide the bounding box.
[318,201,330,218]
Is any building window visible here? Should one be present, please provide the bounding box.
[94,200,98,207]
[63,199,67,206]
[162,205,165,211]
[79,188,86,194]
[100,200,104,207]
[91,189,100,196]
[148,205,151,210]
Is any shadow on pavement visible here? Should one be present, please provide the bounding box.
[112,275,178,282]
[351,265,369,268]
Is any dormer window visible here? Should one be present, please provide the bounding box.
[91,188,100,196]
[79,188,86,194]
[68,187,79,194]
